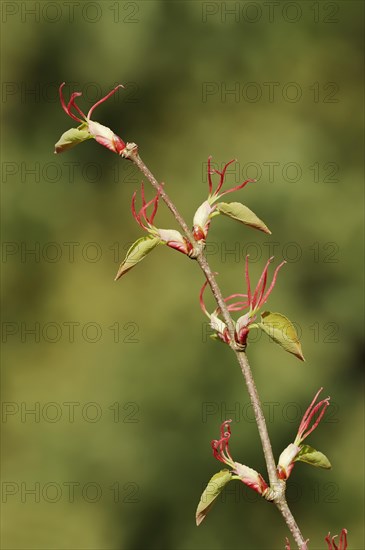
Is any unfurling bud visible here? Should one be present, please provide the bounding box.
[277,389,331,480]
[277,443,300,480]
[55,82,126,155]
[234,462,269,495]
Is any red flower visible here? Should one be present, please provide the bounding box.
[55,82,126,155]
[193,157,255,241]
[131,184,194,256]
[212,420,269,495]
[277,388,331,480]
[200,255,286,347]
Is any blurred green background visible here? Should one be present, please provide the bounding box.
[1,1,364,549]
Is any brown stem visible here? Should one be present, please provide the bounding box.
[276,498,308,549]
[127,150,306,549]
[195,253,277,486]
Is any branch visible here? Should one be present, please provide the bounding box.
[127,150,306,549]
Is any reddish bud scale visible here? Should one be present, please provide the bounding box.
[193,226,206,242]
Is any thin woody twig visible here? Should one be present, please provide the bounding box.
[128,150,306,549]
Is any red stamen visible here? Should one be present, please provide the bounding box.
[213,159,236,195]
[199,272,219,317]
[299,387,323,433]
[59,83,69,114]
[212,420,234,465]
[251,257,273,309]
[59,83,84,123]
[339,529,348,550]
[140,182,147,208]
[218,178,255,199]
[207,156,213,194]
[259,260,286,307]
[140,194,160,226]
[149,192,160,225]
[227,302,249,312]
[224,293,249,312]
[67,92,85,120]
[300,399,330,441]
[297,388,330,442]
[325,529,348,550]
[131,191,146,230]
[325,533,332,549]
[199,280,209,316]
[245,255,252,305]
[87,84,124,118]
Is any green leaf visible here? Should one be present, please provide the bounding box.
[210,334,225,344]
[295,445,331,469]
[54,125,92,154]
[258,311,305,361]
[216,202,271,234]
[196,470,232,526]
[114,236,160,280]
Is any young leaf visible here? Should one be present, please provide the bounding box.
[196,470,232,526]
[114,236,160,280]
[54,125,92,154]
[216,202,271,234]
[210,334,225,344]
[259,311,305,361]
[295,445,331,469]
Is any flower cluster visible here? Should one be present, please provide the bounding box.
[200,255,286,349]
[55,82,126,155]
[277,388,331,480]
[212,420,269,496]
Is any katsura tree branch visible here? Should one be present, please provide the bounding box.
[127,149,306,549]
[54,83,347,550]
[129,151,277,477]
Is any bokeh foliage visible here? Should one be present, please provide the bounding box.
[1,1,364,548]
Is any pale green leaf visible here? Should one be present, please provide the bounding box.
[114,236,160,280]
[196,470,232,526]
[295,445,331,469]
[216,202,271,234]
[54,125,92,154]
[259,311,305,361]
